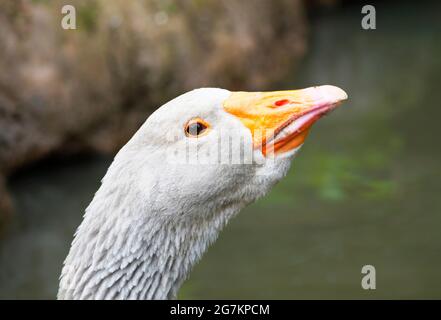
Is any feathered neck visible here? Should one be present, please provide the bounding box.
[57,162,236,300]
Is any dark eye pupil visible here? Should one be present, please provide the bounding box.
[187,122,206,136]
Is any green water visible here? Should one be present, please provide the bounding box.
[1,2,441,299]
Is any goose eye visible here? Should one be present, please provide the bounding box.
[185,118,210,137]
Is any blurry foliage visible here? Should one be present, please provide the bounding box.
[306,149,398,201]
[76,1,99,33]
[261,130,403,205]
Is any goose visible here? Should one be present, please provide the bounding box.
[58,85,348,300]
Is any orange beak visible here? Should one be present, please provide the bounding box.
[223,85,348,156]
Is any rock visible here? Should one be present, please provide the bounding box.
[0,0,307,217]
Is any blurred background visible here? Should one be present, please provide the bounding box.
[0,0,440,299]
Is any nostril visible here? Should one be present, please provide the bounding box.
[274,99,290,107]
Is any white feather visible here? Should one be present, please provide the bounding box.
[58,88,299,300]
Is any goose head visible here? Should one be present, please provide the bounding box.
[58,86,348,300]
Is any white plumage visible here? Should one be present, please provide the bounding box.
[58,86,347,299]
